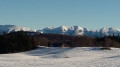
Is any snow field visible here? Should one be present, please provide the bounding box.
[0,47,120,67]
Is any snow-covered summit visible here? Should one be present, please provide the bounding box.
[42,26,84,35]
[0,25,36,34]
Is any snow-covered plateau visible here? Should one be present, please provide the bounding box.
[0,47,120,67]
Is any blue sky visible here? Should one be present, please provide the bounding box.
[0,0,120,30]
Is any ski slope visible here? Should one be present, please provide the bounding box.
[0,47,120,67]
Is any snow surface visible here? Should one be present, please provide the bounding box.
[0,47,120,67]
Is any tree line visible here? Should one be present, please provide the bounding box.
[34,33,120,48]
[1,31,120,54]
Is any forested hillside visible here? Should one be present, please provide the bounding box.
[0,31,36,54]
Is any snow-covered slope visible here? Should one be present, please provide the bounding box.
[0,47,120,67]
[0,25,36,34]
[41,26,120,37]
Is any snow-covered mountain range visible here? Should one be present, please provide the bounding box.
[0,25,120,37]
[41,26,120,37]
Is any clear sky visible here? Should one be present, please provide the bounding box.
[0,0,120,30]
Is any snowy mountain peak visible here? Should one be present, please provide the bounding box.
[100,27,109,33]
[109,27,120,32]
[73,26,83,30]
[58,26,68,32]
[0,25,36,34]
[42,26,84,36]
[45,27,55,29]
